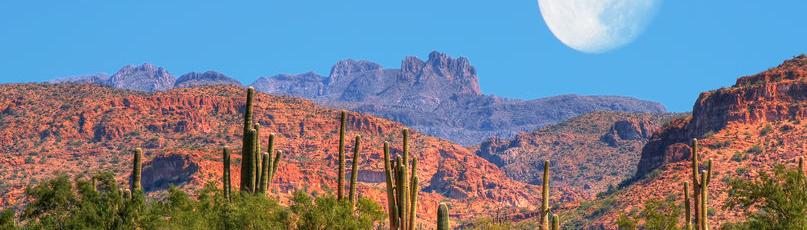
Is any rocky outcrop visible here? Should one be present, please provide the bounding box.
[141,154,199,192]
[255,51,667,145]
[174,71,241,88]
[473,112,678,201]
[635,55,807,178]
[107,64,176,92]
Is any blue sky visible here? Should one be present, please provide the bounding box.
[0,1,805,111]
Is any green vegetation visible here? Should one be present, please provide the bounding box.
[0,172,384,229]
[722,163,807,229]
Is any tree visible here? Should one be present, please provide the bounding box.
[723,165,807,229]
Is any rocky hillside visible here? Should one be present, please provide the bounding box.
[474,112,683,202]
[254,51,667,145]
[569,55,807,228]
[0,83,543,223]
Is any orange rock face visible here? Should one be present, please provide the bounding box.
[586,55,807,228]
[0,83,541,224]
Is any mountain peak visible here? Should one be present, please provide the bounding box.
[108,63,175,92]
[401,51,481,95]
[175,71,242,88]
[327,59,383,83]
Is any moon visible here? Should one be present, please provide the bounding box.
[537,0,662,53]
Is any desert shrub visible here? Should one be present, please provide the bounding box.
[746,145,763,154]
[9,172,385,229]
[723,165,807,229]
[759,124,773,136]
[616,213,637,230]
[289,190,384,229]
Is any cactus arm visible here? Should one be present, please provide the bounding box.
[383,141,398,229]
[349,135,362,206]
[408,158,418,230]
[437,203,450,230]
[684,182,691,230]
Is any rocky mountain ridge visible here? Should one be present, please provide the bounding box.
[253,51,667,145]
[49,51,666,146]
[635,54,807,177]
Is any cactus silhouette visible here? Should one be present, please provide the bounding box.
[349,135,362,206]
[383,130,419,230]
[130,148,143,194]
[223,147,231,200]
[690,138,712,230]
[437,203,450,230]
[684,182,691,230]
[542,160,550,230]
[337,111,347,201]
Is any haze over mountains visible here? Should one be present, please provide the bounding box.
[50,51,666,145]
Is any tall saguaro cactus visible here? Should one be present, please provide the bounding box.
[690,138,712,230]
[239,87,257,193]
[349,135,362,206]
[240,128,257,193]
[131,148,143,193]
[383,130,419,230]
[684,182,691,230]
[437,203,450,230]
[337,111,347,201]
[383,141,398,228]
[542,160,551,230]
[223,147,232,200]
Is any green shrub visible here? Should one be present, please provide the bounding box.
[724,165,807,229]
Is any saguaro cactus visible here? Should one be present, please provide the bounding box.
[684,182,691,230]
[131,148,143,193]
[437,203,450,230]
[240,128,257,193]
[551,214,559,230]
[349,135,362,206]
[337,111,347,201]
[254,124,262,189]
[223,147,232,200]
[408,159,418,230]
[258,133,275,194]
[383,131,419,230]
[271,150,282,183]
[690,138,712,230]
[700,171,710,230]
[542,160,551,230]
[383,141,399,228]
[239,87,257,193]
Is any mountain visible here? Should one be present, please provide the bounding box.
[107,64,176,92]
[253,51,667,145]
[0,83,544,223]
[474,112,683,202]
[567,55,807,228]
[174,71,242,88]
[48,73,109,84]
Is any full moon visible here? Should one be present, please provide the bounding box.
[537,0,661,53]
